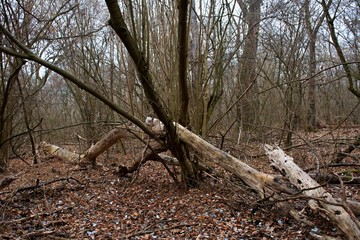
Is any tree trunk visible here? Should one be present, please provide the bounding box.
[304,0,326,130]
[265,145,360,239]
[236,0,262,131]
[0,60,26,172]
[177,0,190,127]
[81,126,143,165]
[174,123,280,197]
[321,0,360,98]
[39,126,144,166]
[105,0,197,187]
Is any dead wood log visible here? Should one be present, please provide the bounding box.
[345,200,360,216]
[264,144,360,240]
[82,126,140,165]
[173,123,287,197]
[39,126,142,166]
[39,141,82,163]
[157,154,180,166]
[115,140,167,177]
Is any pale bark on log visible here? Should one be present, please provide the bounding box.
[39,126,142,166]
[39,141,82,163]
[39,126,168,176]
[82,126,140,165]
[174,123,282,197]
[264,144,360,240]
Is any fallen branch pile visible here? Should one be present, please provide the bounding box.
[36,119,360,239]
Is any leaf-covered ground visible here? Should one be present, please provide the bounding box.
[0,127,359,239]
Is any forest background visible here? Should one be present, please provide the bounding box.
[0,0,359,170]
[1,0,360,238]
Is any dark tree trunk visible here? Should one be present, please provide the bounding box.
[236,0,262,131]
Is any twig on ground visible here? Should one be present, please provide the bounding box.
[121,223,198,239]
[0,206,72,225]
[0,176,83,196]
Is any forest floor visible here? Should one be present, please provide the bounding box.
[0,127,359,239]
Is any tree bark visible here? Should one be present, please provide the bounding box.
[177,0,190,126]
[321,0,360,98]
[174,123,280,197]
[39,126,144,166]
[82,126,144,165]
[265,144,360,239]
[105,0,196,186]
[39,142,83,164]
[236,0,262,130]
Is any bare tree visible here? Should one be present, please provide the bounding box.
[304,0,326,130]
[105,0,198,185]
[321,0,360,98]
[236,0,262,134]
[0,0,55,170]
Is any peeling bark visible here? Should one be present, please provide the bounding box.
[264,144,360,240]
[39,126,144,166]
[39,142,82,164]
[82,126,141,165]
[174,123,282,197]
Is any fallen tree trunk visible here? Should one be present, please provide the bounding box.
[39,121,360,238]
[115,140,167,177]
[40,122,287,197]
[39,141,82,163]
[173,123,287,197]
[39,126,143,166]
[82,126,142,165]
[264,144,360,240]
